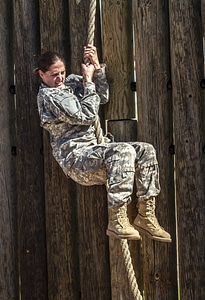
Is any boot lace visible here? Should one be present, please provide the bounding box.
[146,199,161,228]
[118,204,132,228]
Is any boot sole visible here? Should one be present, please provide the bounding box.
[133,225,172,243]
[106,229,141,240]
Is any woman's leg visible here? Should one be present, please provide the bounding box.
[66,142,140,240]
[130,142,171,242]
[104,143,140,239]
[130,142,160,198]
[67,142,137,204]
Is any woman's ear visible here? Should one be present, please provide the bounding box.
[38,70,44,80]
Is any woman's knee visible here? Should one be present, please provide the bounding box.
[110,143,136,160]
[105,143,136,171]
[136,142,158,166]
[144,142,156,155]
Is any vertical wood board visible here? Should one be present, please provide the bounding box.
[0,1,18,298]
[39,1,80,299]
[169,1,205,299]
[102,0,136,120]
[14,0,48,299]
[133,1,178,298]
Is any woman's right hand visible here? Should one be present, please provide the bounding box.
[81,63,95,82]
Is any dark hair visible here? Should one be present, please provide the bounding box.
[34,51,66,74]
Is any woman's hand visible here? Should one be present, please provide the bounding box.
[81,63,95,82]
[83,45,100,69]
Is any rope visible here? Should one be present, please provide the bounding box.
[121,240,143,300]
[87,0,96,45]
[94,115,104,144]
[86,0,104,144]
[86,1,143,299]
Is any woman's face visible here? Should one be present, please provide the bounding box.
[39,60,66,88]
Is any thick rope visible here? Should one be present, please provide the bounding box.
[86,1,142,299]
[120,240,143,300]
[94,116,104,144]
[87,0,96,45]
[86,0,104,144]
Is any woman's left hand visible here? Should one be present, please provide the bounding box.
[83,45,100,69]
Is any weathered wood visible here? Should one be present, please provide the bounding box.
[133,1,178,299]
[39,0,70,67]
[42,142,80,300]
[14,0,48,299]
[108,120,138,143]
[69,1,111,299]
[102,0,136,120]
[0,1,18,299]
[76,184,111,299]
[169,1,205,299]
[39,1,80,299]
[201,0,205,36]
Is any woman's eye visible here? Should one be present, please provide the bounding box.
[52,71,65,77]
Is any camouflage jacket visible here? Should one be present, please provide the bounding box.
[37,66,109,172]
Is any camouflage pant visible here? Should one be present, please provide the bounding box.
[66,142,160,207]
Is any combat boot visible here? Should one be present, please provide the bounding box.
[133,197,171,242]
[106,202,141,240]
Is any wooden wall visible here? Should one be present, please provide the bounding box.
[0,1,18,299]
[0,0,205,299]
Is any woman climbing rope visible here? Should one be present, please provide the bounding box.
[35,44,171,243]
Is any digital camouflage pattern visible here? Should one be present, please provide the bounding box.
[37,66,160,207]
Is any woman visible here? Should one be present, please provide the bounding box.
[35,44,171,242]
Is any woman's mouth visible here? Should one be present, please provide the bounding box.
[55,81,63,87]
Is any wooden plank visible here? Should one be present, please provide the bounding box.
[201,0,205,36]
[39,1,80,299]
[69,1,111,299]
[76,185,111,299]
[43,146,80,300]
[102,0,136,120]
[13,0,48,299]
[0,1,18,298]
[169,1,205,299]
[39,0,70,67]
[133,1,178,299]
[108,120,138,143]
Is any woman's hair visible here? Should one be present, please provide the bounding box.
[34,51,66,74]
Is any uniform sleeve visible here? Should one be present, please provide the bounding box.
[93,64,109,104]
[38,83,101,126]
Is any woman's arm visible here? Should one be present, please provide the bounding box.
[38,83,101,126]
[84,45,109,104]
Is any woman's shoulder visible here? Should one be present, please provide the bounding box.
[38,84,63,100]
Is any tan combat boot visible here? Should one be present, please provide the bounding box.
[106,202,141,240]
[133,197,171,242]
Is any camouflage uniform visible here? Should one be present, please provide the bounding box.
[37,66,160,208]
